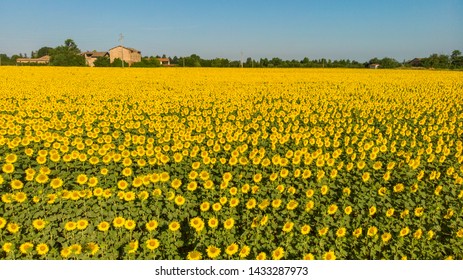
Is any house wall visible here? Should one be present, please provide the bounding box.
[85,57,97,67]
[110,46,141,66]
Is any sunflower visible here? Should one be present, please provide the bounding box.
[5,154,18,163]
[60,247,71,258]
[238,245,250,258]
[456,229,463,238]
[98,221,110,232]
[2,163,14,174]
[414,207,424,217]
[124,219,136,230]
[336,227,347,238]
[206,245,221,259]
[208,217,218,228]
[117,180,128,190]
[32,219,46,231]
[303,253,315,260]
[327,204,338,215]
[369,206,377,216]
[353,228,362,238]
[344,206,353,215]
[87,177,98,187]
[386,208,395,217]
[286,200,298,210]
[323,251,336,260]
[76,219,89,230]
[159,172,170,182]
[362,172,370,182]
[76,174,88,185]
[381,232,392,243]
[64,221,77,231]
[187,250,202,260]
[35,173,49,184]
[272,199,282,208]
[146,220,159,231]
[138,191,149,201]
[282,222,294,233]
[317,226,329,236]
[260,215,269,226]
[0,217,6,229]
[171,178,182,189]
[50,178,64,189]
[36,243,49,256]
[87,242,99,256]
[10,179,23,190]
[93,188,104,197]
[246,198,256,209]
[14,192,27,203]
[271,247,285,260]
[174,195,186,206]
[399,227,410,237]
[413,229,423,239]
[132,177,143,188]
[19,242,34,254]
[190,217,205,231]
[146,239,160,250]
[321,185,329,195]
[124,191,136,202]
[224,218,235,230]
[305,189,315,198]
[127,240,139,254]
[113,217,126,228]
[229,187,238,195]
[2,242,13,253]
[200,202,210,212]
[223,172,232,182]
[187,181,198,191]
[393,183,404,193]
[367,226,378,237]
[168,221,180,232]
[301,224,311,235]
[7,222,20,234]
[256,252,267,260]
[225,243,239,256]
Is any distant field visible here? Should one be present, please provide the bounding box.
[0,67,462,260]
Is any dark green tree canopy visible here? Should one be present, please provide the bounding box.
[50,39,86,66]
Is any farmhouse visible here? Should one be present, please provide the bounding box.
[109,45,141,66]
[16,55,50,64]
[408,58,424,67]
[156,57,171,66]
[369,63,380,69]
[81,51,109,67]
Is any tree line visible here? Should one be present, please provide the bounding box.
[1,38,462,69]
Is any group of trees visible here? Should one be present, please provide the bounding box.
[1,38,462,69]
[175,52,463,69]
[416,50,463,69]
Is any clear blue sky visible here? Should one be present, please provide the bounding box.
[1,0,462,61]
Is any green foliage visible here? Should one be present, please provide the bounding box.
[111,58,125,67]
[36,47,53,58]
[131,58,161,68]
[93,56,111,67]
[50,39,86,66]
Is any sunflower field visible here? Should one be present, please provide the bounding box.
[0,67,462,260]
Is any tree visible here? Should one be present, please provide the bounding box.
[36,47,53,57]
[451,50,463,69]
[111,58,125,67]
[379,57,401,68]
[50,39,85,66]
[93,56,111,67]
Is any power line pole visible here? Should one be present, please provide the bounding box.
[119,33,125,68]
